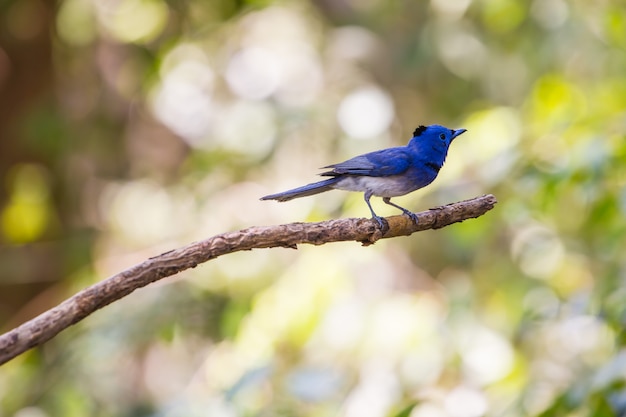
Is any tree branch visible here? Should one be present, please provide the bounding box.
[0,194,497,366]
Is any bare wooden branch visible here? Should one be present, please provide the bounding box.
[0,194,497,365]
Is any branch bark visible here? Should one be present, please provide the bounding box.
[0,194,497,366]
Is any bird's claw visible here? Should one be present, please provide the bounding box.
[404,211,419,224]
[372,215,389,231]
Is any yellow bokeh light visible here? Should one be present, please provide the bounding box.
[96,0,168,44]
[57,0,97,46]
[528,74,588,129]
[481,0,526,34]
[1,164,53,244]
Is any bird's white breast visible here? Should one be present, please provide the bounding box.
[333,176,420,198]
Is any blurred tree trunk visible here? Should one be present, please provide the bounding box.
[0,0,55,179]
[0,0,58,324]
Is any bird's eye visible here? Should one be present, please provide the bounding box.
[439,133,446,141]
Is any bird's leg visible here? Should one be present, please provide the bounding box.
[364,192,387,229]
[382,197,418,224]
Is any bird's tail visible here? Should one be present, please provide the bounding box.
[260,177,340,202]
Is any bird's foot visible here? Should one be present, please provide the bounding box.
[372,215,389,231]
[401,209,419,224]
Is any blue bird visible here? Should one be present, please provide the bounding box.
[261,124,466,227]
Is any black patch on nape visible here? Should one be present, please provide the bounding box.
[413,125,427,137]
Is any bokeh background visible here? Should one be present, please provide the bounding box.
[1,0,626,416]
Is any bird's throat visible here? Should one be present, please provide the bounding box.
[424,161,442,173]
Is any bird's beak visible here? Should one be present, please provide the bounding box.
[451,128,467,140]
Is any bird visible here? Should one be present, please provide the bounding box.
[261,124,466,228]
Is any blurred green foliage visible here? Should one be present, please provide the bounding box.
[1,0,626,416]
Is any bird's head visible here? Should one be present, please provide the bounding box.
[410,124,466,150]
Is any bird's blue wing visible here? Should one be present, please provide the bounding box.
[321,147,411,177]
